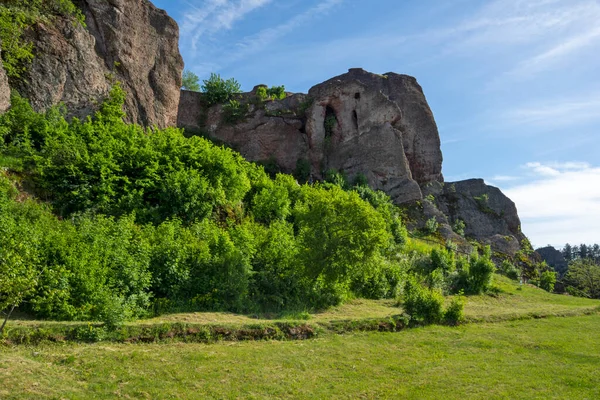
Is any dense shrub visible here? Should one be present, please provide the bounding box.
[0,87,468,322]
[443,293,465,325]
[402,277,445,324]
[201,73,241,106]
[539,270,557,293]
[452,246,495,294]
[501,260,520,281]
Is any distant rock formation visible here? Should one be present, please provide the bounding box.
[536,246,568,276]
[0,41,9,113]
[15,0,184,128]
[178,68,444,204]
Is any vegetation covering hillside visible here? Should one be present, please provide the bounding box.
[0,82,549,333]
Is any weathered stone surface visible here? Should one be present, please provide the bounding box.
[82,0,183,127]
[314,68,443,184]
[434,179,526,256]
[17,18,111,120]
[17,0,183,127]
[0,40,12,113]
[178,68,443,204]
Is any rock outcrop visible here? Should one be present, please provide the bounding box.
[536,246,568,276]
[15,0,183,127]
[434,179,525,256]
[178,68,444,204]
[0,41,10,113]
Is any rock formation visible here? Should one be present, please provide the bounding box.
[536,246,568,276]
[0,41,10,113]
[0,0,531,258]
[178,68,443,204]
[433,179,526,256]
[15,0,183,128]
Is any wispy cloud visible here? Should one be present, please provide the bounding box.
[230,0,343,61]
[180,0,273,50]
[501,94,600,129]
[503,161,600,247]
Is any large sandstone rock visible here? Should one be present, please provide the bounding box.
[0,41,10,113]
[16,0,183,127]
[179,68,444,204]
[435,179,526,256]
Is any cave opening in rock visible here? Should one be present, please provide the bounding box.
[355,92,361,100]
[324,106,337,138]
[352,110,358,130]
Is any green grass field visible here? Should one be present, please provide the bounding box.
[1,315,599,399]
[2,275,600,398]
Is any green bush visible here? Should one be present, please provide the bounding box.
[444,293,465,325]
[294,158,311,183]
[266,85,286,100]
[539,270,556,292]
[0,86,416,319]
[222,99,248,124]
[402,277,445,324]
[501,260,520,281]
[181,70,200,91]
[425,217,439,234]
[452,247,495,295]
[255,86,268,102]
[201,73,241,106]
[453,219,465,236]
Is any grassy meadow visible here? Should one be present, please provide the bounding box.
[1,315,599,399]
[2,276,600,399]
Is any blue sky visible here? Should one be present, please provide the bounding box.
[153,0,600,248]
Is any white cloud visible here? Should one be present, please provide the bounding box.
[503,162,600,247]
[180,0,273,50]
[491,175,520,182]
[500,94,600,129]
[230,0,343,61]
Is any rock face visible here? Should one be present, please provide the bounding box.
[536,246,568,276]
[178,68,444,204]
[16,0,183,127]
[0,41,10,113]
[435,179,526,256]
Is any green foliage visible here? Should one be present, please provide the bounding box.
[501,260,520,280]
[255,86,268,102]
[266,85,286,100]
[0,89,421,319]
[201,73,241,106]
[181,70,201,91]
[453,219,465,236]
[539,270,557,292]
[425,217,439,234]
[324,115,337,137]
[402,277,445,324]
[453,246,496,294]
[222,99,248,124]
[324,168,348,189]
[564,259,600,299]
[294,158,311,183]
[444,293,465,325]
[294,185,391,292]
[0,0,84,78]
[474,193,489,207]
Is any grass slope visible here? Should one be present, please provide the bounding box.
[1,315,599,399]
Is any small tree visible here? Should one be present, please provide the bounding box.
[181,70,201,91]
[539,270,557,292]
[201,73,241,106]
